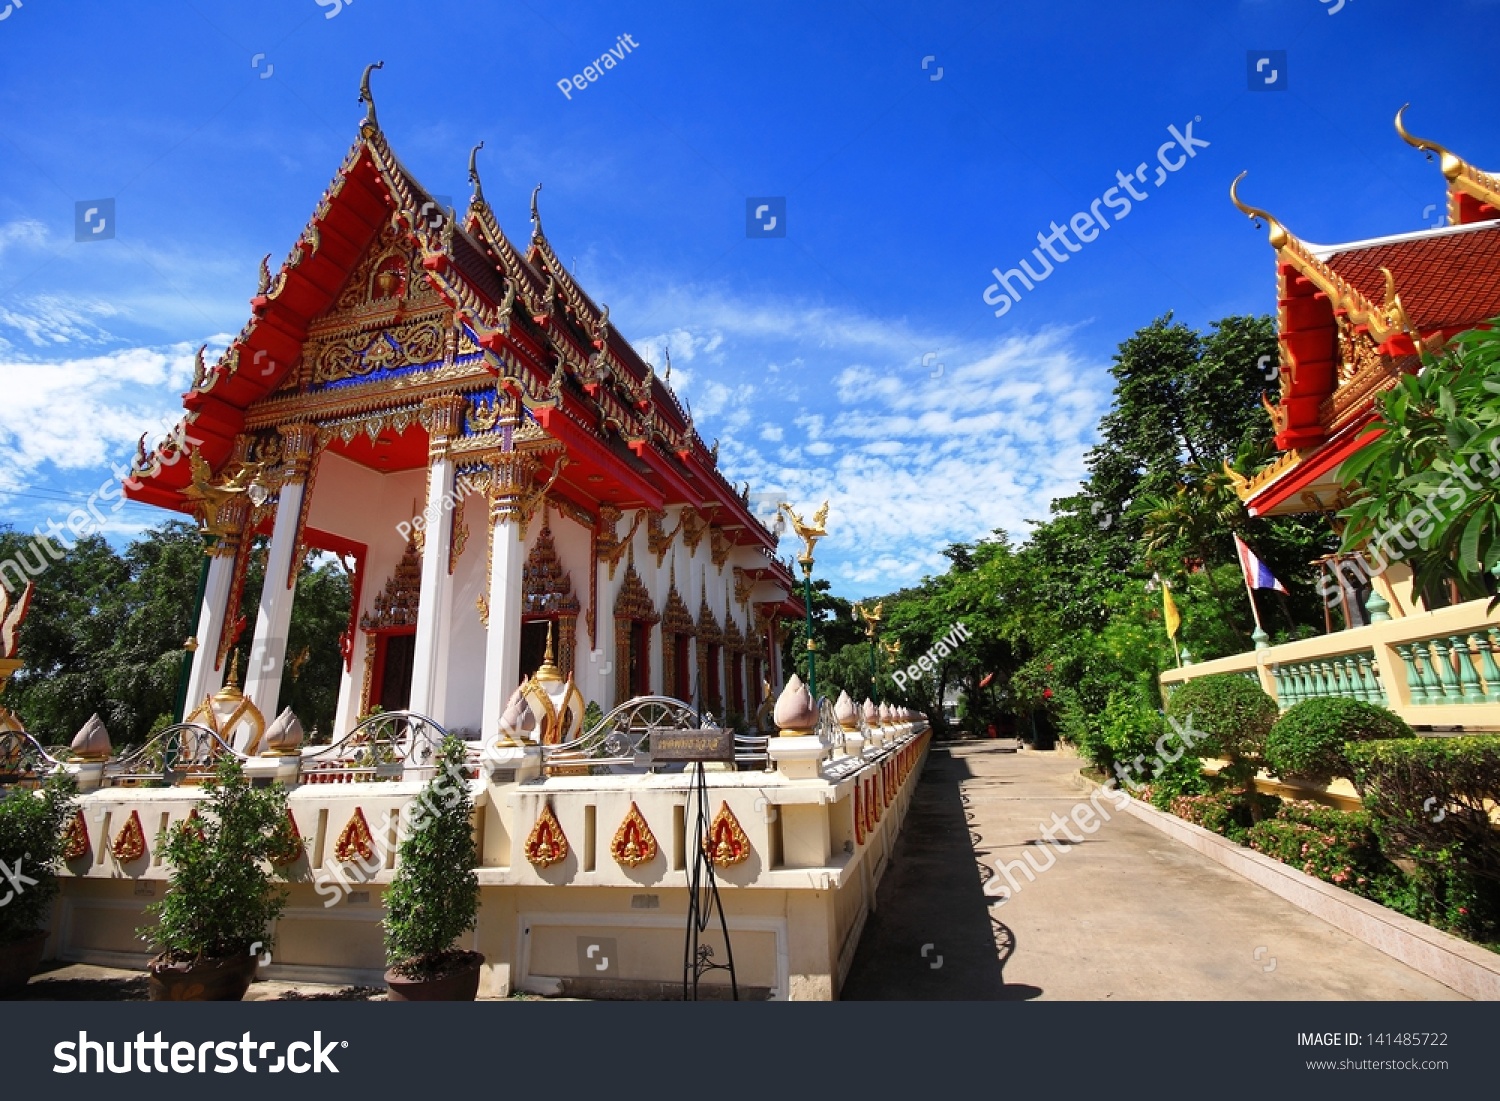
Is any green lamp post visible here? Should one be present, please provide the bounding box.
[776,501,829,700]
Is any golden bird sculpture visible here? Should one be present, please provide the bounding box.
[778,499,830,570]
[0,580,35,662]
[180,452,263,541]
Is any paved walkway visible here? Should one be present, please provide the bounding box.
[840,741,1466,1000]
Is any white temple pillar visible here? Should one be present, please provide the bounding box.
[481,452,535,740]
[408,396,465,722]
[243,424,317,719]
[184,548,238,712]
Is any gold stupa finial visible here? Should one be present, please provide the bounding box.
[1229,171,1291,249]
[216,651,243,701]
[535,621,563,683]
[1395,104,1464,181]
[358,61,384,137]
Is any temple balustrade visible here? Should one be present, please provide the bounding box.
[7,691,930,1000]
[1161,594,1500,729]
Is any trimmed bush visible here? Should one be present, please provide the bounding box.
[1265,698,1412,786]
[0,772,77,945]
[1346,736,1500,941]
[383,737,480,979]
[1245,801,1395,892]
[1164,674,1278,762]
[1169,790,1281,844]
[142,758,293,963]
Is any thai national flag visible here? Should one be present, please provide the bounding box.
[1234,535,1288,593]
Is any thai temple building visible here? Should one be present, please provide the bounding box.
[0,67,931,1000]
[1165,106,1500,734]
[122,65,802,742]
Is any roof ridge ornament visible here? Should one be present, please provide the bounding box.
[1378,265,1414,335]
[358,61,384,138]
[256,253,272,297]
[1229,171,1291,249]
[1394,104,1464,181]
[530,182,543,238]
[468,140,487,212]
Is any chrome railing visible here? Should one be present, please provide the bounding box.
[300,710,445,783]
[0,725,65,788]
[104,722,237,787]
[541,696,706,775]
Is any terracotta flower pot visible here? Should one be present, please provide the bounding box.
[148,952,259,1001]
[0,930,49,997]
[384,951,484,1001]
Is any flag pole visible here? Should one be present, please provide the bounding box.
[1235,535,1271,651]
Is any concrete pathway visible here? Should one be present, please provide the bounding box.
[840,741,1467,1000]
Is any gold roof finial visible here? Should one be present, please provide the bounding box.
[530,182,543,237]
[358,61,384,137]
[1394,104,1464,181]
[1378,266,1413,334]
[467,140,487,211]
[534,621,563,683]
[1229,171,1291,249]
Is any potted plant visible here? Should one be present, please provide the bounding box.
[383,736,483,1000]
[140,757,293,1001]
[0,772,76,995]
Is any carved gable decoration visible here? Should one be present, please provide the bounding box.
[703,802,750,868]
[723,614,745,654]
[662,585,695,638]
[696,595,723,646]
[614,564,659,624]
[361,538,421,631]
[525,802,569,868]
[523,524,581,617]
[298,219,471,388]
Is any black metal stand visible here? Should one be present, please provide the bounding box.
[683,760,738,1000]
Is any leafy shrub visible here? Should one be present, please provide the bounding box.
[1163,674,1278,761]
[1245,801,1396,892]
[383,737,480,979]
[582,701,604,734]
[142,758,293,962]
[1147,749,1209,810]
[1346,735,1500,941]
[1265,698,1412,786]
[1170,790,1281,843]
[0,772,77,945]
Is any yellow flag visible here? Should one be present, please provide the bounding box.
[1162,580,1181,640]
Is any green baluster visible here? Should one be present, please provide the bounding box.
[1268,664,1286,709]
[1295,662,1313,703]
[1365,588,1391,623]
[1344,655,1363,700]
[1357,652,1383,704]
[1479,630,1500,703]
[1324,659,1342,699]
[1396,644,1429,704]
[1452,635,1485,704]
[1431,639,1461,703]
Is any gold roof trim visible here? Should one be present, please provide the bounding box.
[1231,448,1308,503]
[1231,171,1407,343]
[1395,104,1500,222]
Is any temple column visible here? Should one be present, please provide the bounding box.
[768,616,783,689]
[481,452,536,740]
[408,396,466,722]
[244,424,317,719]
[183,507,246,712]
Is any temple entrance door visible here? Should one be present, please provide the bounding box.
[374,630,416,713]
[629,621,650,696]
[519,619,551,682]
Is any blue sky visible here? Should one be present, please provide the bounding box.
[1,0,1496,597]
